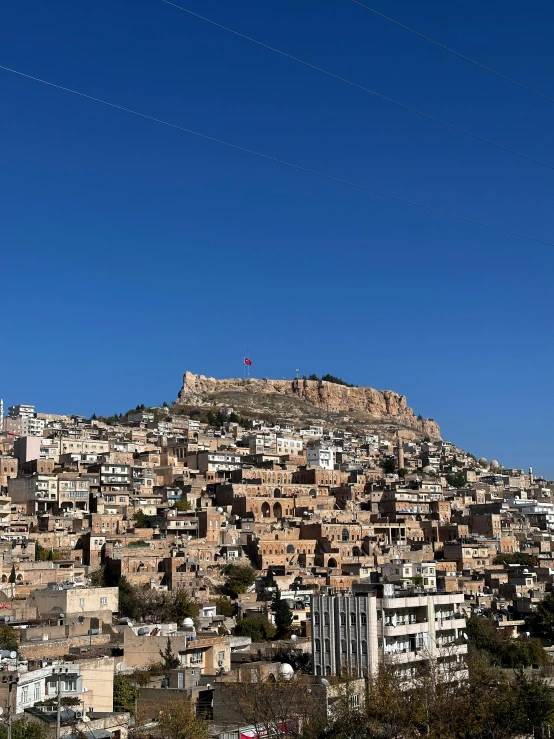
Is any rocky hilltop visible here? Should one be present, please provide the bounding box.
[176,371,440,440]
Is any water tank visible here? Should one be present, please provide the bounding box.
[88,628,99,636]
[278,664,294,681]
[137,627,150,636]
[182,618,195,629]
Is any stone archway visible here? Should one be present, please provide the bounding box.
[261,502,271,518]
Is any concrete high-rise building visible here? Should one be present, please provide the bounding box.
[8,404,35,419]
[311,585,467,679]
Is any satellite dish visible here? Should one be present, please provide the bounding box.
[9,652,16,660]
[116,662,127,672]
[321,678,330,688]
[0,706,4,715]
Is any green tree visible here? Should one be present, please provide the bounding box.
[174,499,192,512]
[0,719,48,739]
[214,596,235,618]
[8,565,16,584]
[271,588,293,639]
[234,615,276,642]
[533,592,554,639]
[445,471,466,488]
[117,576,141,620]
[157,698,208,739]
[494,552,537,567]
[159,637,180,671]
[171,589,199,624]
[113,674,139,714]
[133,509,150,528]
[224,564,256,598]
[89,568,106,586]
[381,458,396,475]
[0,625,18,653]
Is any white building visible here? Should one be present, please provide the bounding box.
[382,560,437,590]
[8,404,35,419]
[307,443,335,471]
[311,586,467,679]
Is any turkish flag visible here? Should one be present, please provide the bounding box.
[244,357,252,366]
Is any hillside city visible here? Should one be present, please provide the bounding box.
[1,386,554,738]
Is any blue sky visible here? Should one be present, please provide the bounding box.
[2,0,554,474]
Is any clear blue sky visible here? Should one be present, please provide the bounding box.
[2,1,554,474]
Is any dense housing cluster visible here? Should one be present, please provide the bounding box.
[0,394,553,738]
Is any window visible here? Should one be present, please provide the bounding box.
[324,639,330,654]
[34,683,40,701]
[341,639,347,654]
[361,640,368,655]
[350,612,356,626]
[340,612,346,626]
[315,639,321,653]
[324,612,329,627]
[361,612,367,626]
[21,686,29,703]
[79,598,85,607]
[189,651,203,664]
[314,613,320,626]
[351,640,357,655]
[100,597,108,607]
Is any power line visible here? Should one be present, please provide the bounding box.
[1,63,553,248]
[157,0,554,172]
[348,0,554,105]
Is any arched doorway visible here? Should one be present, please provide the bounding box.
[328,558,338,568]
[273,501,282,518]
[261,502,271,518]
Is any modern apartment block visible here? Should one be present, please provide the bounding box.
[311,585,467,679]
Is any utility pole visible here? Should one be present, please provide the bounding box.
[52,666,64,739]
[2,673,19,739]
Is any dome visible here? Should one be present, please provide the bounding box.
[182,617,195,628]
[422,466,434,474]
[491,460,499,469]
[278,663,294,680]
[479,457,488,465]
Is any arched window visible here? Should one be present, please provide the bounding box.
[316,665,322,675]
[341,639,347,654]
[325,664,331,674]
[362,640,368,655]
[351,640,357,654]
[324,639,330,653]
[286,544,295,554]
[324,612,330,626]
[315,639,321,652]
[340,612,346,626]
[342,528,350,542]
[350,612,356,626]
[314,613,320,625]
[361,612,367,626]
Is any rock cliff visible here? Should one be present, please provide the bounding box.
[176,371,440,440]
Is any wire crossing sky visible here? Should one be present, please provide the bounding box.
[2,0,554,475]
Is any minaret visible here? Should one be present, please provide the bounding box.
[397,439,405,470]
[529,467,534,486]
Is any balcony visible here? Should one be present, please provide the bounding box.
[383,621,429,637]
[436,618,466,631]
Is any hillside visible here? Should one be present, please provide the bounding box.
[175,371,440,441]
